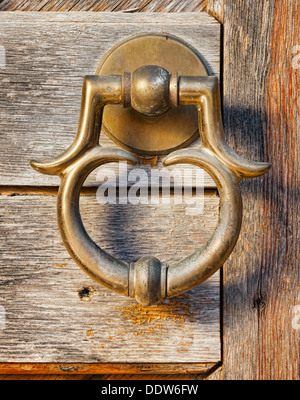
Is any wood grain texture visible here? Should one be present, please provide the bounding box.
[0,7,221,378]
[0,194,220,364]
[0,12,219,188]
[0,373,92,380]
[1,0,298,382]
[0,366,221,379]
[0,0,207,12]
[0,374,197,380]
[221,0,299,380]
[0,362,218,375]
[207,0,224,24]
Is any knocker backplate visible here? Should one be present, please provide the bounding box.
[96,34,210,155]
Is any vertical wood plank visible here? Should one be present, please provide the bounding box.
[222,0,299,380]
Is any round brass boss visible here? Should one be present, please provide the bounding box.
[96,34,210,155]
[131,65,171,117]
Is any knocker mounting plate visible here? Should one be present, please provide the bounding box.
[97,34,210,155]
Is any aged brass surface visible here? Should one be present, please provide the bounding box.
[96,34,210,155]
[131,65,173,117]
[30,35,271,306]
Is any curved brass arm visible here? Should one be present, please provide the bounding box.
[30,75,125,175]
[31,76,138,297]
[163,77,270,298]
[58,146,136,296]
[177,76,270,178]
[30,71,270,306]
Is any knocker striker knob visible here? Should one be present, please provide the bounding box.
[124,65,177,116]
[129,256,167,307]
[30,34,270,306]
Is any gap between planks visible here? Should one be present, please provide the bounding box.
[0,186,219,196]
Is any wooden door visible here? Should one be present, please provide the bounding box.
[0,1,298,380]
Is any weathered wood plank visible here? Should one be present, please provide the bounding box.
[222,0,299,380]
[0,193,220,364]
[0,0,207,12]
[0,363,217,375]
[0,12,219,187]
[0,11,217,24]
[0,374,91,380]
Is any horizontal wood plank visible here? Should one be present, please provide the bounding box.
[0,11,217,24]
[0,362,219,375]
[0,0,207,12]
[0,12,219,188]
[0,193,220,364]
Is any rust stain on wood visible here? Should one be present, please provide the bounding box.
[116,294,196,326]
[52,263,66,268]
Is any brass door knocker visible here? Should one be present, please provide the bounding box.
[30,34,270,306]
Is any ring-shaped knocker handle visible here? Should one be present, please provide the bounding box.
[30,67,270,306]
